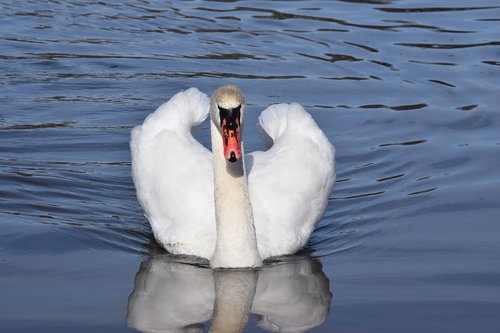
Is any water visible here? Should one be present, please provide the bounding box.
[1,0,499,332]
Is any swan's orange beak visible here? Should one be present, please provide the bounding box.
[219,105,242,163]
[221,118,241,162]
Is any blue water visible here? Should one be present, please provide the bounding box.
[1,1,500,332]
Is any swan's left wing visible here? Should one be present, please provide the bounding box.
[247,103,335,259]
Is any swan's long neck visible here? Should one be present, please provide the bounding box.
[210,120,262,268]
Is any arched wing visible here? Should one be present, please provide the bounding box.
[247,103,335,259]
[130,88,216,257]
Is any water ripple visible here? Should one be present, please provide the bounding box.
[1,0,499,266]
[376,6,500,13]
[359,103,428,111]
[396,41,500,49]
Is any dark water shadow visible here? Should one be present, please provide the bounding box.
[127,254,331,333]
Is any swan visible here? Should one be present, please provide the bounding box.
[130,85,335,268]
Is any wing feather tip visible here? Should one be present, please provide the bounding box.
[167,87,210,125]
[139,88,210,136]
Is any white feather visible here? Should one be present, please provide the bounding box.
[248,103,336,259]
[131,88,335,262]
[131,88,216,258]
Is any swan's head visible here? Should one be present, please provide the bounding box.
[211,85,246,163]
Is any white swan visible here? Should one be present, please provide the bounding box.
[130,85,335,268]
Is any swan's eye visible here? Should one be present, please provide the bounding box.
[218,105,229,126]
[218,105,229,114]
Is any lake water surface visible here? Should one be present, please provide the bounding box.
[1,1,500,332]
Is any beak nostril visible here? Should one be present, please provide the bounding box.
[229,151,237,163]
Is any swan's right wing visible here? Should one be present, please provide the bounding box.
[247,103,335,259]
[130,88,216,257]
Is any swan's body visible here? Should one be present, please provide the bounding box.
[131,86,335,268]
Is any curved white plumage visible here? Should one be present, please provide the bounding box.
[131,88,216,258]
[131,87,335,261]
[248,103,336,259]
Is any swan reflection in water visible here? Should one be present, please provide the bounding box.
[127,254,332,333]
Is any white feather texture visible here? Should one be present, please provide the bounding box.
[130,87,335,265]
[248,103,336,259]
